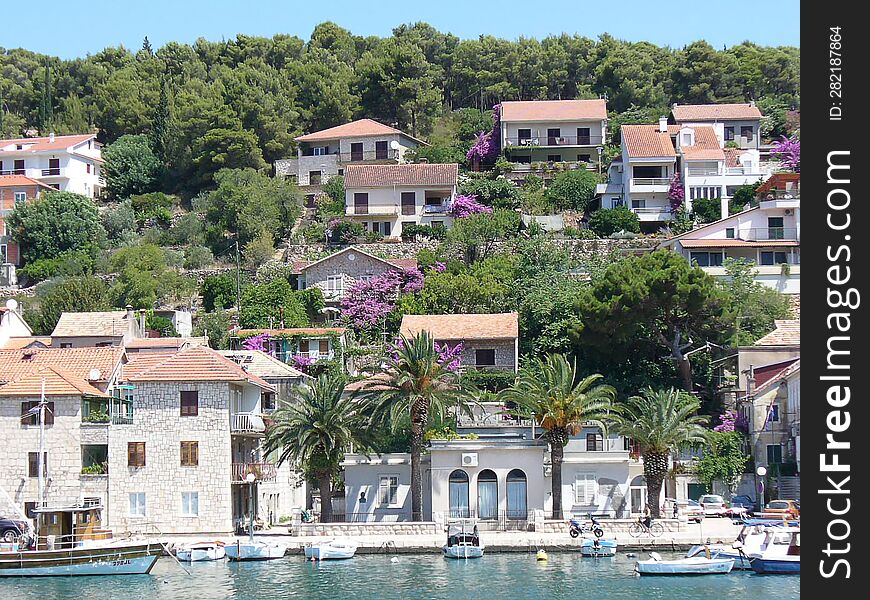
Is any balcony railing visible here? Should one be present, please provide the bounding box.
[41,168,62,176]
[423,202,451,214]
[630,177,671,187]
[504,135,604,147]
[231,462,277,483]
[632,207,673,221]
[686,167,720,176]
[231,412,266,434]
[739,227,799,241]
[346,205,399,216]
[0,169,26,176]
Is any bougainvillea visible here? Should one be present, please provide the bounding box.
[450,194,493,218]
[713,409,738,432]
[243,333,271,354]
[434,261,447,273]
[389,338,463,372]
[340,268,425,332]
[771,136,800,172]
[290,354,315,373]
[667,173,685,212]
[466,104,501,165]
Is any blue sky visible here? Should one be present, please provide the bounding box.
[3,0,800,59]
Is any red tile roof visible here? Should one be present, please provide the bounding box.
[0,347,123,384]
[751,358,799,390]
[0,337,51,350]
[123,345,274,390]
[679,239,799,248]
[0,175,54,189]
[0,365,108,397]
[724,149,744,168]
[0,134,97,153]
[679,126,724,161]
[621,125,675,158]
[756,173,800,194]
[124,337,209,350]
[344,163,458,188]
[755,320,800,346]
[500,99,607,122]
[400,313,519,340]
[671,104,763,122]
[295,119,418,143]
[754,359,800,395]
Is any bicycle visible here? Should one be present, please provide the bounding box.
[628,516,664,538]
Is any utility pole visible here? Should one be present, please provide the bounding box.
[235,240,242,317]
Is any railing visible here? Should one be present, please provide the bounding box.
[423,202,451,214]
[231,462,277,483]
[316,512,408,523]
[630,177,671,187]
[542,509,620,520]
[345,205,399,216]
[632,207,673,221]
[295,350,335,361]
[41,168,62,176]
[299,150,400,162]
[723,166,771,176]
[446,510,532,531]
[739,227,799,241]
[231,412,266,434]
[686,167,720,176]
[0,169,26,176]
[504,135,604,147]
[759,188,800,200]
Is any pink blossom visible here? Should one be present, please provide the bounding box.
[713,409,738,433]
[772,136,800,172]
[450,194,492,218]
[466,105,502,165]
[243,333,271,354]
[434,262,447,273]
[667,173,685,212]
[290,354,315,373]
[340,268,424,333]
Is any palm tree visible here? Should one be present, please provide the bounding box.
[264,373,370,522]
[362,331,465,522]
[610,387,709,518]
[498,354,616,517]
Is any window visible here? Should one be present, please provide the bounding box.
[21,401,54,426]
[506,469,527,519]
[81,445,108,473]
[305,194,316,208]
[631,199,646,209]
[371,222,379,234]
[578,154,591,162]
[262,392,276,412]
[13,160,24,175]
[353,193,368,214]
[350,142,364,161]
[448,470,470,518]
[181,441,199,466]
[726,228,735,239]
[547,154,561,163]
[128,442,146,467]
[401,192,416,215]
[326,275,343,294]
[689,252,724,267]
[577,127,591,145]
[312,146,327,156]
[741,126,754,142]
[14,191,27,204]
[547,128,560,144]
[59,343,72,348]
[517,128,532,143]
[574,474,597,505]
[0,245,6,264]
[768,217,784,240]
[86,164,91,174]
[378,475,399,505]
[724,126,735,141]
[308,171,321,185]
[760,251,788,266]
[28,452,47,477]
[766,444,783,464]
[477,470,498,520]
[632,165,664,179]
[586,432,604,451]
[375,140,389,160]
[690,186,722,199]
[431,221,444,229]
[47,159,59,176]
[770,404,780,422]
[514,155,531,164]
[382,222,391,236]
[475,349,496,367]
[180,391,199,416]
[181,492,199,516]
[129,493,146,517]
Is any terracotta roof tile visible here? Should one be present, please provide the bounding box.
[0,134,97,153]
[124,337,209,350]
[679,239,799,248]
[752,358,799,390]
[756,173,800,194]
[755,320,800,346]
[0,365,108,397]
[235,328,346,337]
[0,336,51,350]
[672,103,763,121]
[621,125,675,158]
[295,119,419,143]
[789,295,800,319]
[218,350,308,380]
[292,246,418,273]
[344,163,458,188]
[0,175,54,189]
[679,126,724,161]
[400,313,519,341]
[0,347,123,384]
[123,345,274,390]
[51,311,133,338]
[724,149,743,168]
[500,99,607,122]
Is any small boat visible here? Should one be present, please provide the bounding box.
[176,540,226,562]
[442,521,484,559]
[580,537,617,557]
[687,524,798,569]
[0,539,163,577]
[635,552,734,575]
[226,539,287,561]
[303,539,357,561]
[749,528,800,574]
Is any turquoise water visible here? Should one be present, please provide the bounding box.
[1,552,799,599]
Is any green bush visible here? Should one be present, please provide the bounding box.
[183,245,214,269]
[459,176,520,210]
[461,369,517,392]
[201,274,238,312]
[563,227,597,239]
[130,192,175,226]
[328,220,364,244]
[17,249,96,283]
[587,206,641,237]
[692,197,723,224]
[299,222,326,244]
[546,169,599,211]
[401,224,446,241]
[146,312,178,337]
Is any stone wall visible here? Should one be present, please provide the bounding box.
[296,521,440,537]
[532,518,683,534]
[302,248,406,302]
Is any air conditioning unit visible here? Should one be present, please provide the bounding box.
[784,209,793,215]
[461,453,478,467]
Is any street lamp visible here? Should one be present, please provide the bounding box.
[246,472,256,542]
[756,466,767,509]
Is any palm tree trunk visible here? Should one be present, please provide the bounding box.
[410,428,424,521]
[318,472,333,522]
[643,451,669,519]
[551,440,564,518]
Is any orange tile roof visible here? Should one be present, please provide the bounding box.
[51,311,133,338]
[755,320,800,346]
[400,313,519,340]
[0,337,51,350]
[0,175,54,189]
[291,246,419,273]
[500,99,607,122]
[621,125,675,158]
[123,345,275,390]
[789,295,800,319]
[672,103,763,122]
[0,134,97,153]
[344,163,458,188]
[679,239,799,248]
[235,327,346,337]
[124,336,209,350]
[295,119,419,143]
[756,173,800,194]
[0,365,108,397]
[724,149,743,168]
[679,126,724,161]
[0,347,123,384]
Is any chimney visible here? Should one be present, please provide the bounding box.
[49,132,55,143]
[139,309,146,337]
[659,117,668,133]
[749,100,755,107]
[125,305,135,322]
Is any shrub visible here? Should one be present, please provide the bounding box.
[546,169,599,211]
[459,176,520,209]
[244,231,276,269]
[299,222,327,244]
[401,224,446,241]
[692,197,723,224]
[201,274,238,312]
[587,206,641,237]
[326,219,364,244]
[102,200,136,240]
[183,245,214,269]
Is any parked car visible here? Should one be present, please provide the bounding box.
[698,494,728,517]
[729,494,757,515]
[762,499,800,519]
[0,516,28,543]
[684,499,705,523]
[662,498,704,523]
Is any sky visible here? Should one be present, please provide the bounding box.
[2,0,800,59]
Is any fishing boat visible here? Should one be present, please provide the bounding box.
[175,540,226,562]
[0,538,163,577]
[442,521,484,559]
[748,528,800,574]
[303,539,358,561]
[687,524,798,569]
[635,551,734,575]
[579,537,617,557]
[224,475,287,561]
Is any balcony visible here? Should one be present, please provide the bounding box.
[340,150,400,163]
[455,402,533,428]
[423,202,451,215]
[504,135,604,147]
[632,207,673,222]
[231,412,266,435]
[231,462,277,483]
[345,205,399,216]
[295,350,335,361]
[630,177,671,187]
[739,227,799,241]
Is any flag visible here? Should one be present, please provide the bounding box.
[761,403,775,430]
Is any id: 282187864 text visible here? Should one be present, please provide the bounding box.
[829,26,844,121]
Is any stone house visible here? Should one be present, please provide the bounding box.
[51,307,146,349]
[671,102,763,151]
[233,327,348,372]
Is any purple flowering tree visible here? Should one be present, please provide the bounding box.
[340,268,425,336]
[466,104,502,167]
[450,194,493,218]
[290,354,316,373]
[712,409,738,433]
[434,341,463,372]
[243,333,272,355]
[667,173,685,212]
[772,136,800,172]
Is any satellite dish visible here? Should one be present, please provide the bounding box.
[88,368,102,381]
[5,298,18,311]
[389,140,400,150]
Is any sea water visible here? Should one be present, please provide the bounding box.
[0,551,800,599]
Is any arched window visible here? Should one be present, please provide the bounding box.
[506,469,527,519]
[477,470,498,520]
[449,470,470,518]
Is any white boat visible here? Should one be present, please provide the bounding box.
[176,540,226,562]
[580,537,617,557]
[442,521,484,559]
[0,538,163,577]
[635,552,734,575]
[748,528,800,574]
[225,539,287,561]
[687,524,798,569]
[303,539,357,560]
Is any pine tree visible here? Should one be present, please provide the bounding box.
[39,62,53,135]
[142,36,153,56]
[150,78,169,163]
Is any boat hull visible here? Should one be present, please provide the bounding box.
[687,546,752,569]
[750,556,800,574]
[226,541,287,561]
[176,544,225,562]
[442,545,484,559]
[0,542,162,577]
[635,557,734,575]
[580,538,617,557]
[303,542,357,560]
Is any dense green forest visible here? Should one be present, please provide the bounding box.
[2,22,799,197]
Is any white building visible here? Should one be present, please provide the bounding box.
[0,134,103,199]
[671,102,763,151]
[344,163,458,239]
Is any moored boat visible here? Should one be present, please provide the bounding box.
[176,540,226,562]
[635,552,734,575]
[687,524,798,569]
[0,540,162,577]
[749,528,800,574]
[225,539,287,561]
[303,539,358,561]
[580,537,617,557]
[442,521,484,559]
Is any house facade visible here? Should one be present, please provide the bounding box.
[344,163,458,239]
[0,134,103,198]
[1,175,55,284]
[233,327,348,372]
[51,308,146,348]
[671,102,763,151]
[0,301,33,349]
